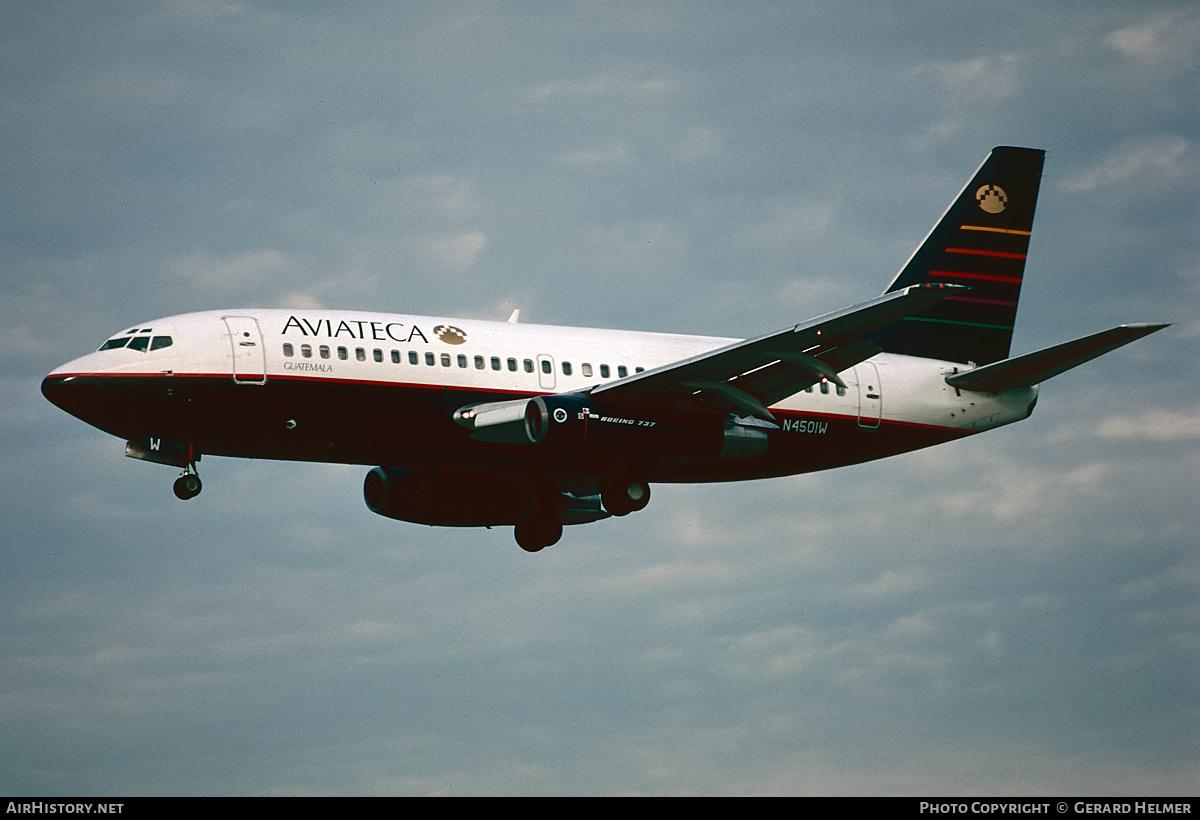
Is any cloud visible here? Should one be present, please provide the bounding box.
[848,570,930,601]
[1105,8,1200,66]
[1060,136,1191,192]
[775,277,849,314]
[739,198,834,256]
[908,446,1116,525]
[160,0,254,26]
[530,75,679,101]
[673,128,723,160]
[916,53,1022,102]
[555,143,631,166]
[279,291,324,311]
[1096,409,1200,440]
[420,231,488,272]
[0,325,42,359]
[580,222,688,279]
[167,249,289,290]
[403,175,478,222]
[905,53,1023,147]
[6,3,1197,797]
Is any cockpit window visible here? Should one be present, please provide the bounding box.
[98,334,173,352]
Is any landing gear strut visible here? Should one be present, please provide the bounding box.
[173,464,202,500]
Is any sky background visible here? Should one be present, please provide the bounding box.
[2,1,1197,796]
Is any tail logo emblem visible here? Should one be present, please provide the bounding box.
[976,184,1008,214]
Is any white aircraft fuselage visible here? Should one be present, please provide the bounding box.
[43,307,1035,477]
[41,147,1166,550]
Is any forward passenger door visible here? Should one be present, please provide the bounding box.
[223,316,266,385]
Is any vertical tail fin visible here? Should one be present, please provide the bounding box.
[872,146,1045,365]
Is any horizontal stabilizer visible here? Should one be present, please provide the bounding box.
[945,323,1169,393]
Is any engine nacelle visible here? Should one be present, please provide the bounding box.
[364,466,526,526]
[455,395,769,459]
[363,467,610,527]
[453,397,543,444]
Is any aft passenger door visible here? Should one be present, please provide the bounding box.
[223,316,266,384]
[854,361,881,428]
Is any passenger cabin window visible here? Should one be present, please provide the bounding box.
[457,354,467,368]
[283,343,294,357]
[356,348,366,362]
[491,357,501,371]
[338,346,348,361]
[474,355,485,370]
[391,350,400,364]
[618,366,628,378]
[409,351,419,365]
[541,360,551,375]
[600,364,610,378]
[562,362,572,376]
[524,359,534,373]
[320,345,330,359]
[582,363,592,378]
[373,349,383,362]
[441,353,451,367]
[425,352,435,366]
[507,358,517,372]
[301,344,312,358]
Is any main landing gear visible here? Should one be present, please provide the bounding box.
[512,478,651,552]
[513,482,564,552]
[602,478,650,517]
[173,465,202,500]
[514,509,563,553]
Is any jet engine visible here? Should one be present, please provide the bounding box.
[453,394,769,459]
[363,467,608,527]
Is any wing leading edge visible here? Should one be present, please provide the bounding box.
[590,283,967,420]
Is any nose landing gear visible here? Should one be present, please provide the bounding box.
[173,465,202,500]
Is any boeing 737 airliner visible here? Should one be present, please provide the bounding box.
[42,147,1167,550]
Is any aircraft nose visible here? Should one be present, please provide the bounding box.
[41,373,97,419]
[41,369,115,429]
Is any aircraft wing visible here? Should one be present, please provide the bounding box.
[589,283,965,420]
